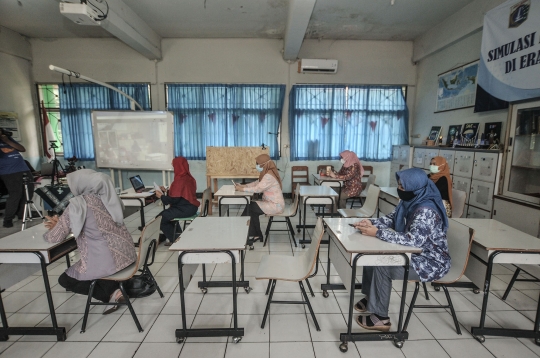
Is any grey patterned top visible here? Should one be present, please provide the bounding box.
[370,207,451,282]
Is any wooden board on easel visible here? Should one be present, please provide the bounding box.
[206,146,270,176]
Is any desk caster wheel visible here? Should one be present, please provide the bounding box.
[245,287,252,294]
[302,244,306,249]
[176,337,184,344]
[473,288,480,294]
[201,288,208,294]
[233,336,242,343]
[393,340,404,348]
[249,245,254,250]
[322,290,329,298]
[434,286,440,292]
[535,338,540,346]
[297,229,301,233]
[339,342,348,352]
[473,335,485,343]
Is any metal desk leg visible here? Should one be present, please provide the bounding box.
[137,198,146,231]
[321,234,361,296]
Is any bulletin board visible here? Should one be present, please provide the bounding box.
[206,146,270,176]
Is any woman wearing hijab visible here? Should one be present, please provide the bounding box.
[329,150,364,208]
[235,154,285,242]
[428,156,453,217]
[156,157,200,246]
[43,169,137,314]
[352,168,451,332]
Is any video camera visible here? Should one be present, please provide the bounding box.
[0,128,13,137]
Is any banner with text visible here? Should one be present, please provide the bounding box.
[478,0,540,102]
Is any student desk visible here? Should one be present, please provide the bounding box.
[297,185,339,247]
[206,175,259,215]
[169,217,250,343]
[214,185,254,217]
[378,187,399,216]
[453,218,540,345]
[323,218,422,351]
[0,224,77,341]
[120,188,156,230]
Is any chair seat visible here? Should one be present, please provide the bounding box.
[267,205,295,217]
[338,208,373,218]
[101,262,137,281]
[255,254,310,282]
[172,213,199,221]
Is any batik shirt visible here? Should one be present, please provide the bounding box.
[337,163,362,197]
[369,207,451,282]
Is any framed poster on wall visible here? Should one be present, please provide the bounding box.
[436,60,479,112]
[0,112,21,141]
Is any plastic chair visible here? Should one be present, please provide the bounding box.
[338,185,380,218]
[403,220,475,335]
[348,174,377,208]
[80,217,163,333]
[291,166,311,200]
[172,187,212,239]
[264,185,300,247]
[451,189,467,218]
[256,217,325,331]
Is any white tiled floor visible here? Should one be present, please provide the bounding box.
[0,201,539,357]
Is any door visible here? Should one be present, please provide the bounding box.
[453,176,472,204]
[469,179,495,212]
[413,148,425,168]
[423,149,440,169]
[472,152,498,182]
[454,151,474,178]
[439,150,455,174]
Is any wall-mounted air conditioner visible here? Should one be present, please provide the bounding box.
[298,59,338,74]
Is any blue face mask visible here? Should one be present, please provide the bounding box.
[256,164,263,172]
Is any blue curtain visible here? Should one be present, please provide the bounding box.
[167,84,285,160]
[59,83,150,160]
[289,85,409,161]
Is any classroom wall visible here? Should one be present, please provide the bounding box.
[30,37,417,192]
[0,27,41,168]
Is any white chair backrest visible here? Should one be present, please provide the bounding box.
[321,181,341,190]
[137,217,161,272]
[290,185,301,214]
[437,220,474,284]
[451,189,467,218]
[200,187,212,217]
[361,185,380,216]
[364,174,376,191]
[301,218,325,279]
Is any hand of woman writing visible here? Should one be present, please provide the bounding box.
[44,215,59,230]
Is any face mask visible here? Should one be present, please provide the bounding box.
[397,188,416,201]
[429,165,440,174]
[255,164,263,172]
[340,158,346,164]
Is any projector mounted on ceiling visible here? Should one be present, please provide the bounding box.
[60,3,102,26]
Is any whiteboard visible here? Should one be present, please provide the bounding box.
[92,111,174,170]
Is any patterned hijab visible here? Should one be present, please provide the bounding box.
[67,169,124,237]
[429,156,453,207]
[256,154,282,189]
[340,150,364,177]
[394,168,448,233]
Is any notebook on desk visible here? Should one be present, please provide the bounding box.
[129,175,154,193]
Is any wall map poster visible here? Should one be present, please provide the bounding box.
[436,60,479,112]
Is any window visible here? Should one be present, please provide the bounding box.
[289,85,409,161]
[166,84,285,160]
[38,83,151,160]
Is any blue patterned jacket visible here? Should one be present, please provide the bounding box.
[370,207,451,282]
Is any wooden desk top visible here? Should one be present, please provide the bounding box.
[168,217,249,252]
[214,185,254,197]
[300,185,339,197]
[452,218,540,253]
[324,218,422,255]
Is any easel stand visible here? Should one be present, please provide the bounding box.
[49,142,64,187]
[21,174,43,231]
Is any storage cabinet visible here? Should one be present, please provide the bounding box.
[423,149,440,169]
[413,148,426,168]
[469,180,495,212]
[439,150,455,174]
[467,206,491,219]
[453,177,472,196]
[493,196,540,238]
[472,152,498,182]
[454,152,475,178]
[390,145,412,186]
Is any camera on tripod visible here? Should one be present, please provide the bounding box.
[0,128,13,137]
[22,172,32,184]
[49,140,59,150]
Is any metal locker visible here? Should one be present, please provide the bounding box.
[453,176,472,204]
[438,150,455,174]
[469,179,495,212]
[466,205,491,219]
[472,152,498,182]
[413,148,426,168]
[454,151,474,178]
[400,146,411,165]
[390,162,400,185]
[392,146,400,162]
[423,149,440,169]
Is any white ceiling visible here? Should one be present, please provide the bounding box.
[0,0,474,41]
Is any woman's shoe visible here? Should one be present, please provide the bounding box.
[355,314,391,332]
[354,298,369,313]
[103,289,125,315]
[164,240,172,247]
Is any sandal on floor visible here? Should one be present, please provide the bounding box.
[355,314,391,332]
[354,298,369,313]
[164,240,172,246]
[103,289,126,315]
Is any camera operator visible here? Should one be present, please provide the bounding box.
[0,130,33,228]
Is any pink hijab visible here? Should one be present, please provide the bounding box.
[340,150,364,177]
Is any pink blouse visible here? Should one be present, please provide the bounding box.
[243,174,285,214]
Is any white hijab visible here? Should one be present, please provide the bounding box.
[67,169,124,237]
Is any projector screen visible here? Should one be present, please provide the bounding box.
[92,111,174,170]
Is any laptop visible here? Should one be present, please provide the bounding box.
[129,175,153,193]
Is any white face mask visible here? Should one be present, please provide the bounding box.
[340,158,346,164]
[429,165,440,174]
[256,164,263,172]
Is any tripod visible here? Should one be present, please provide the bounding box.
[21,173,44,231]
[49,141,65,186]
